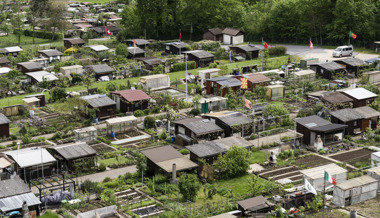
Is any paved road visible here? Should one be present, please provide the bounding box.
[253,44,378,62]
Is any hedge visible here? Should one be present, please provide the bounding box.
[170,61,196,72]
[23,29,64,40]
[268,46,287,56]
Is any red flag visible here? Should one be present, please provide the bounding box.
[349,31,357,39]
[244,99,252,109]
[310,40,314,50]
[106,28,111,36]
[179,29,182,40]
[262,39,269,49]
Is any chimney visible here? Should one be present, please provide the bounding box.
[171,162,177,184]
[22,201,30,218]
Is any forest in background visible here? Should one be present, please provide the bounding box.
[118,0,380,47]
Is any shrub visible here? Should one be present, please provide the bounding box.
[23,29,64,40]
[133,110,144,117]
[189,108,200,116]
[284,183,294,189]
[170,61,196,72]
[180,149,190,155]
[268,46,287,56]
[99,164,106,172]
[375,135,380,142]
[144,116,156,129]
[209,63,217,68]
[250,134,256,140]
[319,149,326,154]
[159,131,167,140]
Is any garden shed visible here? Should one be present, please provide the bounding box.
[106,116,137,135]
[82,94,117,120]
[0,176,41,216]
[24,94,46,107]
[23,97,40,109]
[141,145,198,176]
[341,88,377,108]
[185,50,215,68]
[230,44,259,59]
[310,62,345,79]
[332,175,378,207]
[25,71,58,84]
[237,195,275,215]
[194,96,227,113]
[88,45,110,53]
[234,73,271,91]
[198,68,220,88]
[60,65,83,77]
[64,38,86,49]
[0,46,23,57]
[0,57,10,67]
[164,42,188,54]
[88,64,114,80]
[139,74,170,91]
[48,142,97,172]
[111,89,151,113]
[206,76,241,97]
[321,92,353,109]
[367,166,380,186]
[300,163,347,192]
[74,126,97,143]
[0,67,11,76]
[0,113,10,138]
[174,117,224,142]
[136,57,164,70]
[38,49,63,63]
[266,84,285,100]
[125,39,150,49]
[362,71,380,84]
[3,147,57,182]
[16,62,43,73]
[203,111,253,137]
[127,47,145,58]
[294,69,316,81]
[334,58,366,75]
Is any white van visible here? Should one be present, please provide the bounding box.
[333,45,353,58]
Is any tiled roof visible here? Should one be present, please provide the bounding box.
[112,89,151,102]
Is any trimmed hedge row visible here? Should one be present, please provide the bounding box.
[23,29,64,40]
[268,46,287,56]
[170,61,196,72]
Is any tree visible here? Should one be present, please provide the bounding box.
[263,104,289,118]
[115,43,129,57]
[178,173,201,202]
[43,0,70,40]
[50,87,67,102]
[248,174,264,196]
[82,66,96,93]
[214,146,251,179]
[135,152,147,176]
[10,0,24,45]
[144,116,156,129]
[152,64,164,74]
[29,0,49,44]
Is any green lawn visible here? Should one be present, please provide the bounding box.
[248,150,269,164]
[98,156,133,167]
[0,34,62,50]
[214,174,252,196]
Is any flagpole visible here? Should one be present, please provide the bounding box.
[348,30,351,45]
[323,171,326,218]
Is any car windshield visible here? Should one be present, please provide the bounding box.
[335,48,342,51]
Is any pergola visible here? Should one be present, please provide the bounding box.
[29,174,76,201]
[106,116,137,135]
[74,126,97,143]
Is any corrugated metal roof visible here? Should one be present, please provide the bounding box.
[105,116,137,125]
[25,71,58,82]
[208,76,241,87]
[186,50,214,59]
[245,73,271,84]
[88,45,109,52]
[178,118,223,135]
[295,115,331,128]
[82,95,116,108]
[3,147,56,168]
[0,192,41,212]
[52,142,97,160]
[0,113,10,124]
[300,163,347,180]
[16,62,43,71]
[343,88,377,100]
[336,175,377,190]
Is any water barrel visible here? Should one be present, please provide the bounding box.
[171,137,175,142]
[93,117,98,124]
[110,131,115,138]
[350,211,357,218]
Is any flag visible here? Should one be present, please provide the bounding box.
[133,39,136,54]
[310,40,314,50]
[106,28,111,36]
[324,171,337,185]
[244,99,252,109]
[262,38,269,49]
[305,179,317,195]
[179,29,182,40]
[349,31,357,39]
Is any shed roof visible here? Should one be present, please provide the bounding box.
[343,88,377,100]
[311,62,345,71]
[16,62,43,71]
[174,118,223,135]
[309,123,347,132]
[141,145,183,163]
[38,49,63,57]
[0,113,10,125]
[198,68,221,74]
[60,65,83,70]
[0,67,11,75]
[88,64,114,74]
[140,74,168,80]
[105,116,137,125]
[156,157,198,173]
[237,196,269,211]
[205,111,252,126]
[208,76,241,87]
[330,108,363,122]
[295,115,331,129]
[164,42,188,49]
[0,57,10,64]
[51,142,97,160]
[126,39,150,46]
[336,175,377,190]
[300,163,347,180]
[244,73,271,84]
[88,45,109,52]
[221,28,242,36]
[25,71,58,82]
[206,28,223,35]
[128,47,145,55]
[0,177,31,198]
[186,142,226,158]
[0,154,14,169]
[23,97,40,104]
[112,89,151,102]
[233,44,259,52]
[0,192,41,212]
[185,50,214,59]
[82,94,116,108]
[74,126,97,134]
[136,57,164,66]
[294,70,316,77]
[322,92,353,104]
[5,46,23,53]
[64,38,86,45]
[335,58,365,67]
[354,106,380,119]
[3,147,56,168]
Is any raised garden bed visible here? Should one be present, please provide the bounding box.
[295,155,333,168]
[91,143,117,154]
[329,148,373,165]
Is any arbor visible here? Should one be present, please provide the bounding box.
[178,173,201,202]
[214,146,251,179]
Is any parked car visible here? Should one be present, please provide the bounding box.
[332,45,353,58]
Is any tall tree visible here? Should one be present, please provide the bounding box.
[178,173,201,202]
[43,0,70,40]
[29,0,49,44]
[10,0,24,45]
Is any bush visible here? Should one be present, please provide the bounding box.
[284,183,294,189]
[23,29,63,40]
[50,87,67,102]
[189,108,200,116]
[209,63,217,68]
[180,149,190,155]
[375,135,380,142]
[170,61,196,72]
[268,46,287,56]
[319,149,326,154]
[99,164,106,172]
[134,110,144,117]
[144,116,156,129]
[159,131,167,140]
[250,134,256,140]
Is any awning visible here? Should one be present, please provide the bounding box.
[106,116,137,125]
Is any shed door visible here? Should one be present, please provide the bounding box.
[362,119,369,131]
